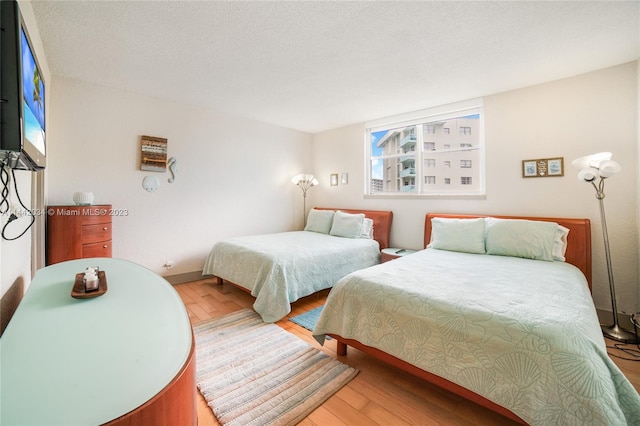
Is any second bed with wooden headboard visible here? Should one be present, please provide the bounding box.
[314,213,640,425]
[203,208,393,323]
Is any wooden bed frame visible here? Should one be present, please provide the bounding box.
[215,208,394,288]
[330,213,592,425]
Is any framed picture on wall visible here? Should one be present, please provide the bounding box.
[547,158,564,176]
[140,135,168,172]
[522,160,537,177]
[330,174,338,186]
[522,157,564,178]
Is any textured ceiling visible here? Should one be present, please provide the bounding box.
[31,1,639,134]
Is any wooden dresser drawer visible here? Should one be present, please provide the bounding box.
[47,204,113,265]
[82,241,112,258]
[81,210,112,225]
[82,223,112,243]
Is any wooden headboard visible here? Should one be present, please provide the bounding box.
[315,208,393,250]
[423,213,592,290]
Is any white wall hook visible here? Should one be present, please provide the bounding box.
[167,157,177,183]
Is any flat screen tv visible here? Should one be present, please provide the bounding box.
[1,0,46,171]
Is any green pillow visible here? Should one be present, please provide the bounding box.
[427,217,486,254]
[304,209,334,234]
[485,218,557,261]
[329,211,365,238]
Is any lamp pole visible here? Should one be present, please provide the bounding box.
[592,178,635,343]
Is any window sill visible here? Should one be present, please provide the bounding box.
[364,193,487,200]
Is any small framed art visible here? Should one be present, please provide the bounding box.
[330,174,338,186]
[140,135,168,172]
[522,157,564,178]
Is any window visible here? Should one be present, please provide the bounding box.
[366,99,484,196]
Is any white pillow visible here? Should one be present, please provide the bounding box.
[330,211,365,238]
[427,217,486,254]
[360,218,374,239]
[553,225,570,262]
[304,209,334,234]
[485,218,557,261]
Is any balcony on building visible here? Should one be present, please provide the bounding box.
[399,134,416,149]
[400,167,416,178]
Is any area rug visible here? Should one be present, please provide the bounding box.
[289,305,324,332]
[194,309,358,426]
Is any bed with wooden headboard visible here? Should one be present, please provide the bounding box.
[423,213,592,289]
[314,213,640,424]
[203,208,393,322]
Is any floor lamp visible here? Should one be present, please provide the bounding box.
[572,152,635,343]
[291,173,318,226]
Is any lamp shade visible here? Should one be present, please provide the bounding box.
[571,152,612,169]
[291,173,319,187]
[598,160,621,178]
[577,167,599,182]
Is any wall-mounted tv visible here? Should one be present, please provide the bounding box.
[1,0,46,171]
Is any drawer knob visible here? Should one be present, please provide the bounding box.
[103,227,108,230]
[103,245,108,249]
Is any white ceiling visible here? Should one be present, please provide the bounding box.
[31,1,639,134]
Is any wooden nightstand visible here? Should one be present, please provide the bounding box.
[381,247,417,263]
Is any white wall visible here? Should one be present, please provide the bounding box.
[47,78,313,277]
[637,60,640,311]
[0,1,51,298]
[311,62,639,316]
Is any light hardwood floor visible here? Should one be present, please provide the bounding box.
[175,278,640,426]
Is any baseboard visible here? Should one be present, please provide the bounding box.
[163,270,205,285]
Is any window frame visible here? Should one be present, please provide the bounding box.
[365,99,485,199]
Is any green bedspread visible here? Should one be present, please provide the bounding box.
[203,231,380,322]
[314,248,640,425]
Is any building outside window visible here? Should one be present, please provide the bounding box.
[366,99,484,196]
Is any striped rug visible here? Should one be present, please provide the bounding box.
[194,309,358,426]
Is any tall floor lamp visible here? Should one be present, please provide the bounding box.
[572,152,635,343]
[291,173,319,226]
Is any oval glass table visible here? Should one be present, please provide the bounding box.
[0,258,196,425]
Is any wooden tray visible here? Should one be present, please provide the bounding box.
[71,270,108,299]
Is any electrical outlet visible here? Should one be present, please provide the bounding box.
[163,260,174,270]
